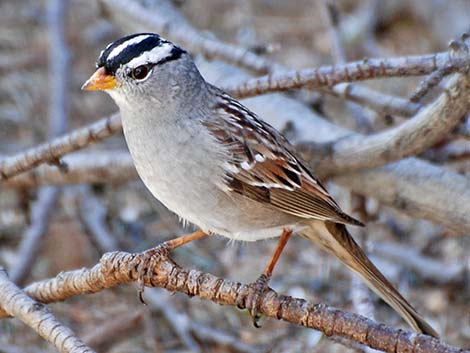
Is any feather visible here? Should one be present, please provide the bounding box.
[204,86,363,227]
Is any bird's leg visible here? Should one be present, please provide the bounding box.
[244,228,293,327]
[134,230,208,302]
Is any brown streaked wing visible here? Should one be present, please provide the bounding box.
[205,86,363,227]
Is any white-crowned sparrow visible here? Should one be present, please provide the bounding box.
[82,33,438,337]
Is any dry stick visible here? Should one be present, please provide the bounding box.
[2,151,136,189]
[144,289,203,353]
[332,158,470,234]
[0,114,121,180]
[0,269,96,353]
[9,186,59,284]
[0,253,465,353]
[226,52,467,99]
[78,186,120,253]
[410,36,470,103]
[325,84,422,117]
[306,73,470,178]
[409,65,455,103]
[9,0,71,286]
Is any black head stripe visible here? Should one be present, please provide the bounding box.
[156,46,186,66]
[97,33,186,75]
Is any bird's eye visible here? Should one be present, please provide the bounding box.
[131,65,150,80]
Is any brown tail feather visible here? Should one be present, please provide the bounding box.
[301,220,438,338]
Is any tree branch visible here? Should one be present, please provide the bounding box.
[0,114,121,180]
[9,186,59,285]
[0,268,96,353]
[303,73,470,177]
[0,252,464,353]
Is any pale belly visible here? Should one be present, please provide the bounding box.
[122,116,303,241]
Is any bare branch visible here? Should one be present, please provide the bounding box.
[327,83,422,117]
[0,114,121,180]
[333,158,470,234]
[226,53,467,99]
[0,268,96,353]
[304,74,470,177]
[77,186,120,254]
[409,65,455,103]
[1,151,136,188]
[47,0,70,138]
[144,289,203,353]
[0,252,463,353]
[9,186,59,285]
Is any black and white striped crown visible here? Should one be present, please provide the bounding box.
[97,33,186,75]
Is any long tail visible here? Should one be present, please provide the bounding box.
[300,220,438,338]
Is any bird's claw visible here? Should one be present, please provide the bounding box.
[245,273,271,328]
[131,243,170,304]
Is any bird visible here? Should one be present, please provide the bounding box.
[82,33,438,338]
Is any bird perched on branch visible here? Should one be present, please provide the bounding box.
[82,33,438,338]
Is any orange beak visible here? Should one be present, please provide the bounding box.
[81,67,117,91]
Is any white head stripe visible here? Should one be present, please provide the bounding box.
[107,34,153,60]
[126,42,174,68]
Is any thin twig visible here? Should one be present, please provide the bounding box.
[78,186,120,254]
[9,186,59,285]
[326,84,422,117]
[145,289,202,353]
[410,35,470,103]
[0,114,121,180]
[1,151,136,189]
[226,52,467,99]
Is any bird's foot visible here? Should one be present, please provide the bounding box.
[131,243,170,304]
[244,273,271,328]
